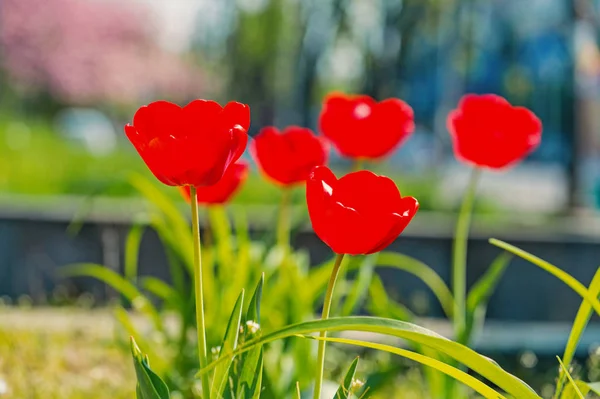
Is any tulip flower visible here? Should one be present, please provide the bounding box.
[446,94,542,345]
[318,92,414,161]
[306,165,418,399]
[306,166,418,255]
[251,126,329,249]
[251,126,329,186]
[448,94,542,170]
[179,162,249,205]
[125,100,249,187]
[124,98,251,398]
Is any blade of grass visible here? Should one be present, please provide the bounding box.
[557,357,584,399]
[489,239,600,317]
[342,255,376,317]
[61,263,162,331]
[556,267,600,396]
[197,316,540,399]
[211,290,245,398]
[377,252,454,319]
[307,336,506,399]
[334,357,359,399]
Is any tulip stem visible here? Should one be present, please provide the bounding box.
[314,253,346,399]
[190,186,211,399]
[352,159,365,172]
[452,168,481,343]
[276,188,292,250]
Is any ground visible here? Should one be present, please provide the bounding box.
[0,307,134,399]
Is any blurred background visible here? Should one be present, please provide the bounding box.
[2,0,598,211]
[3,0,600,398]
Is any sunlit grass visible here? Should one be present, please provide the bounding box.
[0,308,134,399]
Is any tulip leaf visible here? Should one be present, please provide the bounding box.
[556,267,600,396]
[342,255,376,317]
[211,290,245,398]
[333,357,359,399]
[236,347,264,399]
[366,274,414,321]
[246,273,264,325]
[309,336,506,399]
[197,316,539,399]
[376,252,454,318]
[60,263,162,331]
[130,337,170,399]
[140,276,185,311]
[129,172,190,239]
[461,252,512,344]
[557,357,584,399]
[125,223,145,283]
[489,239,600,317]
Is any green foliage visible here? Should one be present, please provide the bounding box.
[333,357,360,399]
[63,175,600,399]
[131,338,170,399]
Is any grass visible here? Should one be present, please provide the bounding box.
[0,308,134,399]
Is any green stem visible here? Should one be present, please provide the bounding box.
[352,159,365,172]
[190,187,211,398]
[276,188,292,250]
[452,168,481,343]
[313,253,345,399]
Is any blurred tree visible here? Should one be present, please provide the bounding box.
[0,0,205,114]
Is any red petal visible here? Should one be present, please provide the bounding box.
[132,101,181,140]
[306,166,338,249]
[181,100,223,138]
[194,162,249,204]
[335,171,402,217]
[222,102,251,131]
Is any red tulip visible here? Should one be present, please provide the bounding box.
[125,100,249,186]
[250,126,329,186]
[447,94,542,169]
[180,162,249,205]
[318,92,414,160]
[306,166,418,255]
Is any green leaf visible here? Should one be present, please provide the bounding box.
[246,274,265,325]
[150,213,194,274]
[125,224,145,283]
[310,336,505,399]
[237,347,264,399]
[114,306,147,348]
[461,252,512,344]
[130,337,170,399]
[333,357,359,399]
[557,267,600,395]
[60,263,162,330]
[252,359,264,399]
[586,382,600,394]
[129,172,189,236]
[198,316,540,399]
[489,239,600,317]
[366,275,414,321]
[141,276,185,311]
[208,206,235,272]
[467,252,512,313]
[377,252,454,318]
[211,290,245,398]
[342,255,376,317]
[557,357,584,399]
